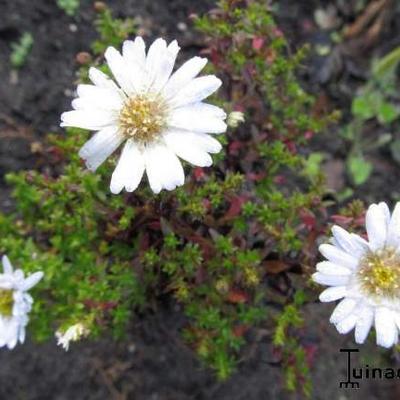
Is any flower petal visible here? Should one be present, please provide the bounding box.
[122,37,146,70]
[354,305,374,344]
[168,103,227,133]
[105,46,136,95]
[335,313,358,334]
[21,271,43,291]
[144,144,185,194]
[163,130,214,167]
[312,272,350,286]
[375,307,398,348]
[147,40,180,92]
[387,202,400,249]
[316,261,352,276]
[330,298,358,324]
[319,286,347,302]
[110,140,145,194]
[331,225,367,257]
[88,67,120,91]
[73,84,124,111]
[366,203,388,251]
[2,256,13,275]
[79,126,124,171]
[60,109,117,130]
[319,244,359,270]
[169,75,222,108]
[163,56,208,99]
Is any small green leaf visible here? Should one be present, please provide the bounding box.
[377,102,400,124]
[347,155,373,185]
[351,96,376,120]
[303,152,324,178]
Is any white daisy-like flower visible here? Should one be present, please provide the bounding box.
[313,202,400,348]
[61,37,227,194]
[0,255,43,349]
[56,322,89,351]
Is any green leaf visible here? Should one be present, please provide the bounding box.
[351,95,376,120]
[347,155,373,185]
[372,46,400,80]
[303,152,324,178]
[377,102,400,124]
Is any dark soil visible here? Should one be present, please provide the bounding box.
[0,0,400,399]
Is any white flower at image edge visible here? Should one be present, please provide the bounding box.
[313,202,400,348]
[0,255,43,349]
[60,37,227,194]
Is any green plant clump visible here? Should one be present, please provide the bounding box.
[10,33,34,69]
[0,1,336,395]
[56,0,80,17]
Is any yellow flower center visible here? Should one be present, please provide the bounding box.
[119,94,168,143]
[358,248,400,298]
[0,289,14,317]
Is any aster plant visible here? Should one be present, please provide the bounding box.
[0,1,338,396]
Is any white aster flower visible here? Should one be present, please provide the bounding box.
[313,202,400,348]
[0,255,43,349]
[56,322,89,351]
[61,37,227,194]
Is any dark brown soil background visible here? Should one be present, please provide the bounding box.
[0,1,400,399]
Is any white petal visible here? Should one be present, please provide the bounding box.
[366,203,388,251]
[319,244,359,270]
[146,39,180,92]
[88,67,120,91]
[122,38,147,92]
[319,286,347,302]
[378,202,391,227]
[169,103,227,133]
[163,130,214,167]
[331,225,364,256]
[21,271,43,291]
[349,233,369,256]
[335,313,358,334]
[375,307,398,348]
[74,84,123,110]
[110,140,145,194]
[354,305,374,344]
[18,325,26,344]
[2,256,13,274]
[79,126,124,171]
[122,37,146,70]
[330,298,358,324]
[387,202,400,248]
[169,75,222,108]
[144,144,185,194]
[60,110,117,130]
[163,56,208,99]
[312,272,350,286]
[316,261,352,275]
[105,47,136,95]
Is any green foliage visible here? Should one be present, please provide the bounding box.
[10,33,34,69]
[56,0,80,17]
[341,45,400,185]
[274,291,312,398]
[0,1,332,392]
[347,155,373,186]
[92,6,135,55]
